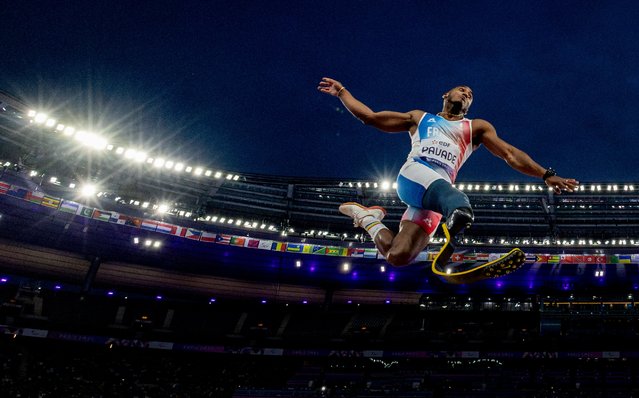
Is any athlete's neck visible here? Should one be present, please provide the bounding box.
[437,111,464,120]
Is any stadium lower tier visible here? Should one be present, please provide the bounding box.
[1,336,639,398]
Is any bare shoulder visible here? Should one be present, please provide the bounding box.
[471,118,496,134]
[408,109,426,122]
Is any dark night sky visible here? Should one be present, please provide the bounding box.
[1,0,638,182]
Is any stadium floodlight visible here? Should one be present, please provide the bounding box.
[45,118,56,127]
[56,124,65,131]
[356,182,362,188]
[260,224,266,229]
[134,152,147,162]
[214,171,222,178]
[235,219,242,226]
[29,170,38,177]
[157,203,169,214]
[342,263,350,272]
[373,182,378,188]
[50,177,58,183]
[233,175,239,181]
[34,113,47,124]
[164,160,174,169]
[63,126,75,136]
[392,182,398,189]
[458,184,465,190]
[226,173,233,180]
[204,170,212,177]
[185,166,192,173]
[381,180,391,190]
[141,202,149,208]
[467,185,473,191]
[133,237,139,244]
[80,184,96,197]
[178,210,185,216]
[365,182,370,188]
[27,110,36,117]
[174,162,184,171]
[115,147,125,155]
[153,158,165,168]
[227,219,234,224]
[252,222,258,228]
[211,216,218,222]
[107,144,114,151]
[380,265,386,273]
[296,260,301,268]
[194,167,203,176]
[153,241,161,248]
[124,149,136,159]
[69,183,76,188]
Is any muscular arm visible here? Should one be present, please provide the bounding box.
[473,119,579,193]
[318,77,422,133]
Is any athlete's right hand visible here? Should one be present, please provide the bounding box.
[318,77,344,97]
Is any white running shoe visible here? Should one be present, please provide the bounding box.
[338,202,387,228]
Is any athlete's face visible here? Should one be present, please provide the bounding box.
[443,86,473,110]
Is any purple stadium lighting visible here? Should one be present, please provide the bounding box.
[302,300,308,304]
[0,278,7,283]
[156,295,163,300]
[309,266,316,272]
[107,291,114,296]
[495,281,503,289]
[209,298,216,303]
[54,285,61,290]
[261,299,267,304]
[351,271,358,280]
[389,272,396,282]
[385,299,391,304]
[347,300,353,304]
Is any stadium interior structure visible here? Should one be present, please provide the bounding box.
[1,90,639,396]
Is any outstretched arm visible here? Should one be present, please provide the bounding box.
[318,77,422,133]
[474,119,579,194]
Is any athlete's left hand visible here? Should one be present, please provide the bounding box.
[545,176,579,194]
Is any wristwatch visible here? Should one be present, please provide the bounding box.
[542,167,557,181]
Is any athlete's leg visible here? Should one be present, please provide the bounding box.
[384,208,441,266]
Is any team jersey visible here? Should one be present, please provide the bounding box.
[406,112,474,183]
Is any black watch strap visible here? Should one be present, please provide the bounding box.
[542,167,557,181]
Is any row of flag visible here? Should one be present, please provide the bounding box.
[1,180,638,263]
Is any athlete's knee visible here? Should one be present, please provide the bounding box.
[386,239,421,266]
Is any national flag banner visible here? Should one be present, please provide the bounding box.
[363,248,378,259]
[59,200,80,214]
[76,204,94,218]
[7,185,28,199]
[185,228,202,240]
[325,247,340,256]
[286,243,303,253]
[302,244,313,254]
[116,214,142,228]
[26,190,44,204]
[632,254,639,263]
[547,255,561,264]
[595,256,606,264]
[258,239,273,250]
[155,222,178,235]
[609,256,619,264]
[140,219,158,232]
[230,236,246,246]
[215,234,232,245]
[245,238,260,248]
[451,253,464,262]
[108,212,120,223]
[525,254,537,263]
[536,255,550,263]
[271,241,287,252]
[462,253,477,262]
[618,255,632,264]
[488,253,502,262]
[476,253,490,261]
[572,255,585,263]
[312,245,327,255]
[350,248,365,258]
[200,231,217,242]
[41,196,61,209]
[92,209,111,222]
[171,226,187,237]
[0,181,10,194]
[584,255,597,264]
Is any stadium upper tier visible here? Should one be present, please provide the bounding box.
[1,91,638,247]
